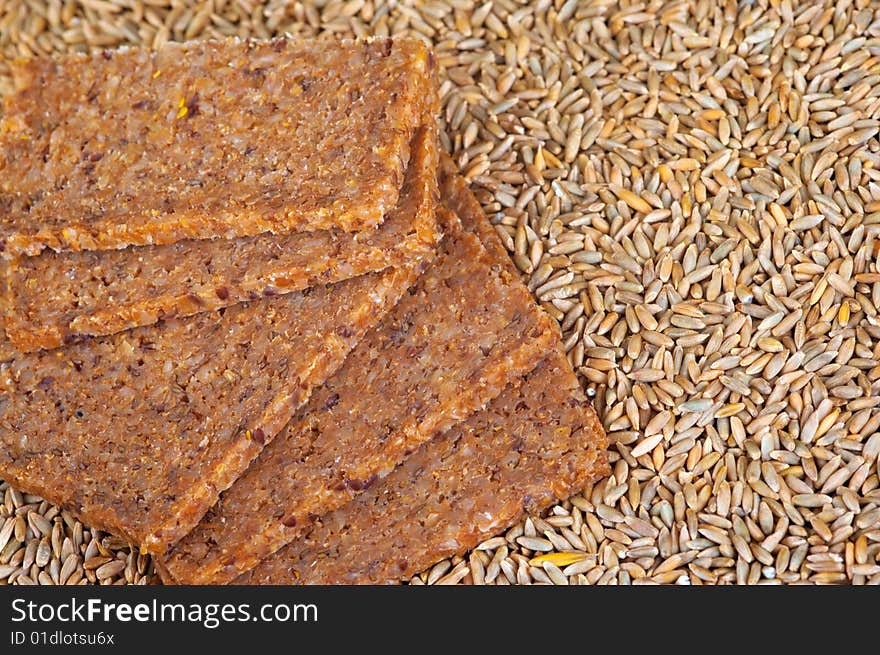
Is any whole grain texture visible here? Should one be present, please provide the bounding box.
[161,195,559,585]
[235,352,608,584]
[0,36,432,256]
[0,261,426,555]
[4,125,439,352]
[5,0,880,587]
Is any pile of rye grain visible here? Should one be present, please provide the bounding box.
[1,0,879,585]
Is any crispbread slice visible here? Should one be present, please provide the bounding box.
[160,191,560,584]
[0,258,429,554]
[0,37,432,257]
[5,126,439,352]
[233,351,608,585]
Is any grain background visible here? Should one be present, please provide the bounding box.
[1,0,880,585]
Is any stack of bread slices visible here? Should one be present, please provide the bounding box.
[0,36,607,584]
